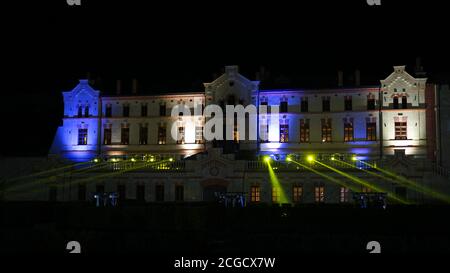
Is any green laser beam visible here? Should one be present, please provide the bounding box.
[360,161,450,203]
[266,160,289,204]
[314,160,410,204]
[289,160,360,192]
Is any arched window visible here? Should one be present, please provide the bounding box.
[84,106,89,117]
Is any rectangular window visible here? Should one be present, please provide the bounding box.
[175,185,184,202]
[292,185,303,203]
[250,186,260,203]
[105,105,112,117]
[393,97,399,109]
[155,185,164,202]
[159,104,166,116]
[280,124,289,143]
[280,101,288,113]
[260,123,269,143]
[121,127,129,145]
[395,122,407,140]
[123,105,130,117]
[233,124,239,143]
[344,96,352,111]
[340,187,350,203]
[367,97,376,110]
[195,126,204,144]
[272,187,280,203]
[260,101,270,114]
[136,185,145,202]
[300,97,308,112]
[78,128,88,145]
[362,187,371,193]
[344,121,354,142]
[139,125,148,145]
[314,185,325,203]
[366,122,377,141]
[401,96,407,109]
[300,119,310,143]
[177,126,185,144]
[322,97,331,112]
[141,104,148,117]
[104,128,112,145]
[158,125,166,144]
[321,119,332,142]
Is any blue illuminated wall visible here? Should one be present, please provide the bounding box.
[49,80,100,162]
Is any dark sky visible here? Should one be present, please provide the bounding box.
[2,0,449,156]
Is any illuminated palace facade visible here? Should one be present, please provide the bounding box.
[17,65,450,204]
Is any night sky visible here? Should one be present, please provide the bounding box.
[2,0,449,156]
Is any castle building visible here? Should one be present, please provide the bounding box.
[5,65,449,204]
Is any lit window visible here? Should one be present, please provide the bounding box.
[78,128,88,145]
[250,185,261,203]
[293,185,303,203]
[362,187,372,193]
[366,122,376,141]
[395,122,407,140]
[233,124,239,143]
[300,119,310,143]
[272,187,280,203]
[314,185,325,203]
[344,120,354,142]
[280,124,289,143]
[321,119,332,142]
[340,187,350,203]
[195,126,204,144]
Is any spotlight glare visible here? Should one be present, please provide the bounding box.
[286,156,292,162]
[93,158,99,163]
[331,157,335,161]
[264,156,271,163]
[169,158,174,162]
[352,156,357,161]
[307,155,314,162]
[131,158,136,162]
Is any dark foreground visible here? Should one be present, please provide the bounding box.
[1,202,450,254]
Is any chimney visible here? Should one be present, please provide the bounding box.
[355,69,360,86]
[415,57,426,77]
[132,78,138,94]
[338,70,344,87]
[116,80,122,95]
